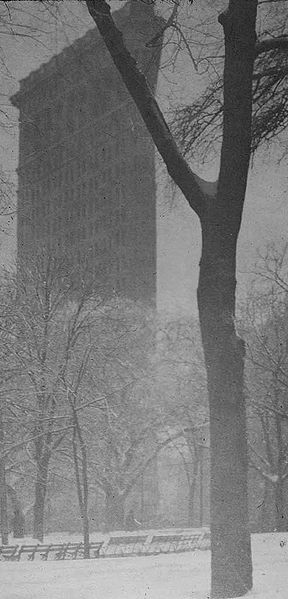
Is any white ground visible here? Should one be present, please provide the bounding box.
[0,532,287,599]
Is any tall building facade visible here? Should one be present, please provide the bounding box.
[11,3,212,531]
[11,1,162,300]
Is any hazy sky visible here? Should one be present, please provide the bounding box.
[1,0,287,315]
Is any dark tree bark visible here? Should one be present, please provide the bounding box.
[0,460,8,545]
[260,478,287,533]
[79,449,90,559]
[7,486,25,538]
[72,420,90,559]
[199,448,204,528]
[33,453,49,542]
[12,503,25,538]
[187,479,197,528]
[105,486,125,531]
[185,439,200,528]
[0,407,8,545]
[275,478,287,532]
[275,410,287,532]
[85,1,258,596]
[198,210,252,597]
[261,479,271,532]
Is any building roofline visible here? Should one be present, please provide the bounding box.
[11,27,99,107]
[10,0,161,108]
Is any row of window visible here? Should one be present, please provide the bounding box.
[20,213,141,259]
[23,80,128,152]
[20,130,137,188]
[19,152,136,205]
[21,206,133,258]
[19,236,137,299]
[20,169,151,229]
[21,93,138,166]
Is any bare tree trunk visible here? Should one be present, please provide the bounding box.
[7,486,25,538]
[72,425,90,558]
[12,503,25,538]
[187,451,199,528]
[199,447,204,528]
[0,407,8,545]
[275,409,286,532]
[140,473,145,524]
[85,2,256,596]
[105,487,125,531]
[275,478,286,532]
[187,480,197,528]
[198,221,252,598]
[80,443,90,558]
[33,454,49,542]
[261,479,270,532]
[0,459,8,545]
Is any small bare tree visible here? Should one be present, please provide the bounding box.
[155,316,208,527]
[243,244,288,531]
[1,255,101,541]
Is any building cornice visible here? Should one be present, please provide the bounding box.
[10,0,160,108]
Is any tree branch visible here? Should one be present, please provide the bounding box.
[146,0,179,48]
[217,0,258,220]
[256,36,288,56]
[85,0,206,219]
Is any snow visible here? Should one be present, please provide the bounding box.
[0,532,287,599]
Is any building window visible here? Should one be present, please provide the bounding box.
[42,108,52,136]
[67,103,76,134]
[80,203,86,218]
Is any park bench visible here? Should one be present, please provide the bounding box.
[147,531,204,554]
[0,531,209,561]
[86,541,104,559]
[0,541,103,561]
[0,545,19,561]
[17,544,47,561]
[104,535,148,557]
[55,541,103,560]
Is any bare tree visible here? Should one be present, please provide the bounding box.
[173,0,288,159]
[61,348,93,557]
[0,284,23,545]
[79,304,171,531]
[57,301,198,533]
[0,400,8,545]
[82,1,288,594]
[1,255,100,541]
[70,400,91,558]
[243,244,288,531]
[155,316,208,527]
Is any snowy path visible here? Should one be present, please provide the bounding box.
[0,532,287,599]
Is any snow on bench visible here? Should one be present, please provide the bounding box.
[104,535,148,557]
[0,545,19,561]
[101,529,210,557]
[0,529,210,561]
[0,541,103,561]
[147,531,204,554]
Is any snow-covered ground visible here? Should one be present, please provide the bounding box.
[0,532,287,599]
